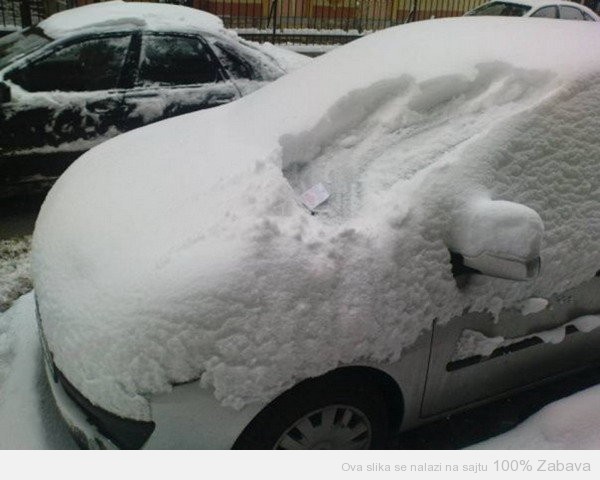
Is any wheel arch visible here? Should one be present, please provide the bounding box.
[233,365,405,449]
[333,365,405,434]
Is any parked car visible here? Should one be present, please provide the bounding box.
[32,17,600,449]
[0,1,308,198]
[466,0,600,19]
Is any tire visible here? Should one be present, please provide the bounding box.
[232,373,392,449]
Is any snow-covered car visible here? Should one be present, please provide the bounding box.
[466,0,600,19]
[32,17,600,449]
[0,1,307,198]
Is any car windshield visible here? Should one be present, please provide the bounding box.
[0,27,52,71]
[466,1,532,16]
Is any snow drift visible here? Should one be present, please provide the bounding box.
[472,382,600,449]
[32,17,600,420]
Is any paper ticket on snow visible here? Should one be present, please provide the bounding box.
[300,183,330,210]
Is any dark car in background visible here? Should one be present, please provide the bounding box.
[0,1,308,198]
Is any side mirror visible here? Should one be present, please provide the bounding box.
[448,199,543,281]
[0,81,10,103]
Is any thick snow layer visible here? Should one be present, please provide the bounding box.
[0,293,75,448]
[472,383,600,449]
[448,199,543,260]
[518,297,548,316]
[38,1,224,38]
[0,293,598,449]
[453,315,600,361]
[33,18,600,420]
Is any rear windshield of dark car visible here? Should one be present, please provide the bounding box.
[0,27,52,71]
[466,1,532,16]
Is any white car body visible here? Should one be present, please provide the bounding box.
[33,17,600,449]
[466,0,600,20]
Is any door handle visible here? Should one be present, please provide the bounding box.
[125,92,159,100]
[87,99,121,114]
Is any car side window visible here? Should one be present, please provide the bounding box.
[560,5,586,20]
[6,35,131,92]
[136,34,220,87]
[531,6,559,18]
[209,41,256,80]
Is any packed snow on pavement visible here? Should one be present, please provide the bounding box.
[0,294,75,448]
[471,382,600,449]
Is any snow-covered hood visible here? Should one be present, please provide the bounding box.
[33,18,600,420]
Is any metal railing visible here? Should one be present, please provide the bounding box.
[212,0,488,43]
[15,0,600,44]
[1,0,74,31]
[171,0,488,43]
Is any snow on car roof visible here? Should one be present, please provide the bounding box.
[33,17,600,420]
[38,0,224,38]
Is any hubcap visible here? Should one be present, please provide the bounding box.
[274,405,372,449]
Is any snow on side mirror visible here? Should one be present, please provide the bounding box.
[448,199,543,281]
[0,81,10,103]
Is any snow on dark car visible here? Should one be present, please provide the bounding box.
[0,1,308,198]
[32,17,600,449]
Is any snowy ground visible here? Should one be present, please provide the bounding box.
[472,383,600,449]
[0,293,76,448]
[0,199,76,448]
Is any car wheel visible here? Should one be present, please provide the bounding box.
[232,374,392,449]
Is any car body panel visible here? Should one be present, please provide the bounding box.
[466,0,600,20]
[31,17,600,448]
[145,382,265,449]
[423,276,600,416]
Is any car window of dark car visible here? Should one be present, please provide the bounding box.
[466,1,531,16]
[5,34,131,92]
[0,26,52,71]
[531,6,559,18]
[209,40,256,80]
[136,34,220,87]
[560,5,586,19]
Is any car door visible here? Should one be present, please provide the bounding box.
[121,32,240,131]
[0,32,133,159]
[421,274,600,417]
